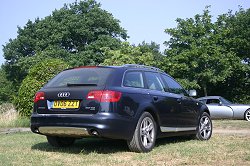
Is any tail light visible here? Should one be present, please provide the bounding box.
[34,92,45,103]
[87,90,121,102]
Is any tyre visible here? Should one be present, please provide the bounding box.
[245,109,250,121]
[127,112,157,153]
[46,136,75,147]
[195,112,212,140]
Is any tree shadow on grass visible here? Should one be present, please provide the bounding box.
[31,137,128,154]
[31,136,192,154]
[155,136,193,148]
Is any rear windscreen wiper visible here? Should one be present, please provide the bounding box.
[66,83,97,86]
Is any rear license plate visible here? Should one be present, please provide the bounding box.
[52,100,80,109]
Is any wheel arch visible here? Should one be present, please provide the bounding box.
[197,104,211,124]
[203,109,210,115]
[201,104,210,115]
[144,108,160,127]
[135,103,161,128]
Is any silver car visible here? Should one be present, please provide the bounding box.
[197,96,250,121]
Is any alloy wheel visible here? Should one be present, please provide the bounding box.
[245,110,250,121]
[140,117,155,148]
[199,115,212,140]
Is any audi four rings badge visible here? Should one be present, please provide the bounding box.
[57,92,70,97]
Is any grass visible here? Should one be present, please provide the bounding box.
[213,119,250,129]
[0,133,249,166]
[0,103,30,128]
[0,103,249,165]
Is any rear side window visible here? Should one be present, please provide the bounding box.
[123,71,144,88]
[44,68,113,88]
[144,72,164,91]
[161,74,186,95]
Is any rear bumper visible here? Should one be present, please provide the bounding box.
[38,126,90,137]
[30,112,136,140]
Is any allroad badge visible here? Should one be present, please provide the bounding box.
[57,92,70,97]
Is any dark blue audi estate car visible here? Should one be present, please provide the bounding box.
[31,64,212,152]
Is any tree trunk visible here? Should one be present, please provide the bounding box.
[203,84,207,96]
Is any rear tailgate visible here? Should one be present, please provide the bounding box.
[35,86,105,114]
[34,67,114,114]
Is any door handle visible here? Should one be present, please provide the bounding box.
[153,96,158,101]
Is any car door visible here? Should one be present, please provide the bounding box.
[206,99,233,119]
[160,74,199,127]
[144,72,181,128]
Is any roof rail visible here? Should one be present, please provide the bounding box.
[122,64,164,72]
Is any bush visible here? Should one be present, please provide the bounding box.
[15,59,70,117]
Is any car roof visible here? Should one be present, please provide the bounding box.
[69,64,166,73]
[197,96,222,100]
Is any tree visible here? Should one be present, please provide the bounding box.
[163,7,243,97]
[15,59,69,117]
[2,0,128,89]
[101,42,163,67]
[0,68,14,104]
[219,8,250,64]
[209,8,250,103]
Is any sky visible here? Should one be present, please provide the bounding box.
[0,0,249,65]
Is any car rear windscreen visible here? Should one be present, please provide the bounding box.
[44,68,113,88]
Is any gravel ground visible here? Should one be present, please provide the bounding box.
[0,128,31,134]
[212,128,250,136]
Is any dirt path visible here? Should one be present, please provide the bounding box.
[0,128,30,134]
[213,128,250,136]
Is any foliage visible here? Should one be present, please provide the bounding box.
[0,69,14,104]
[2,0,128,89]
[101,42,163,67]
[219,8,250,64]
[0,103,15,114]
[1,1,249,104]
[15,59,69,117]
[163,7,249,100]
[212,8,250,103]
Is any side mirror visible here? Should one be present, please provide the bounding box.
[189,90,197,97]
[219,102,223,106]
